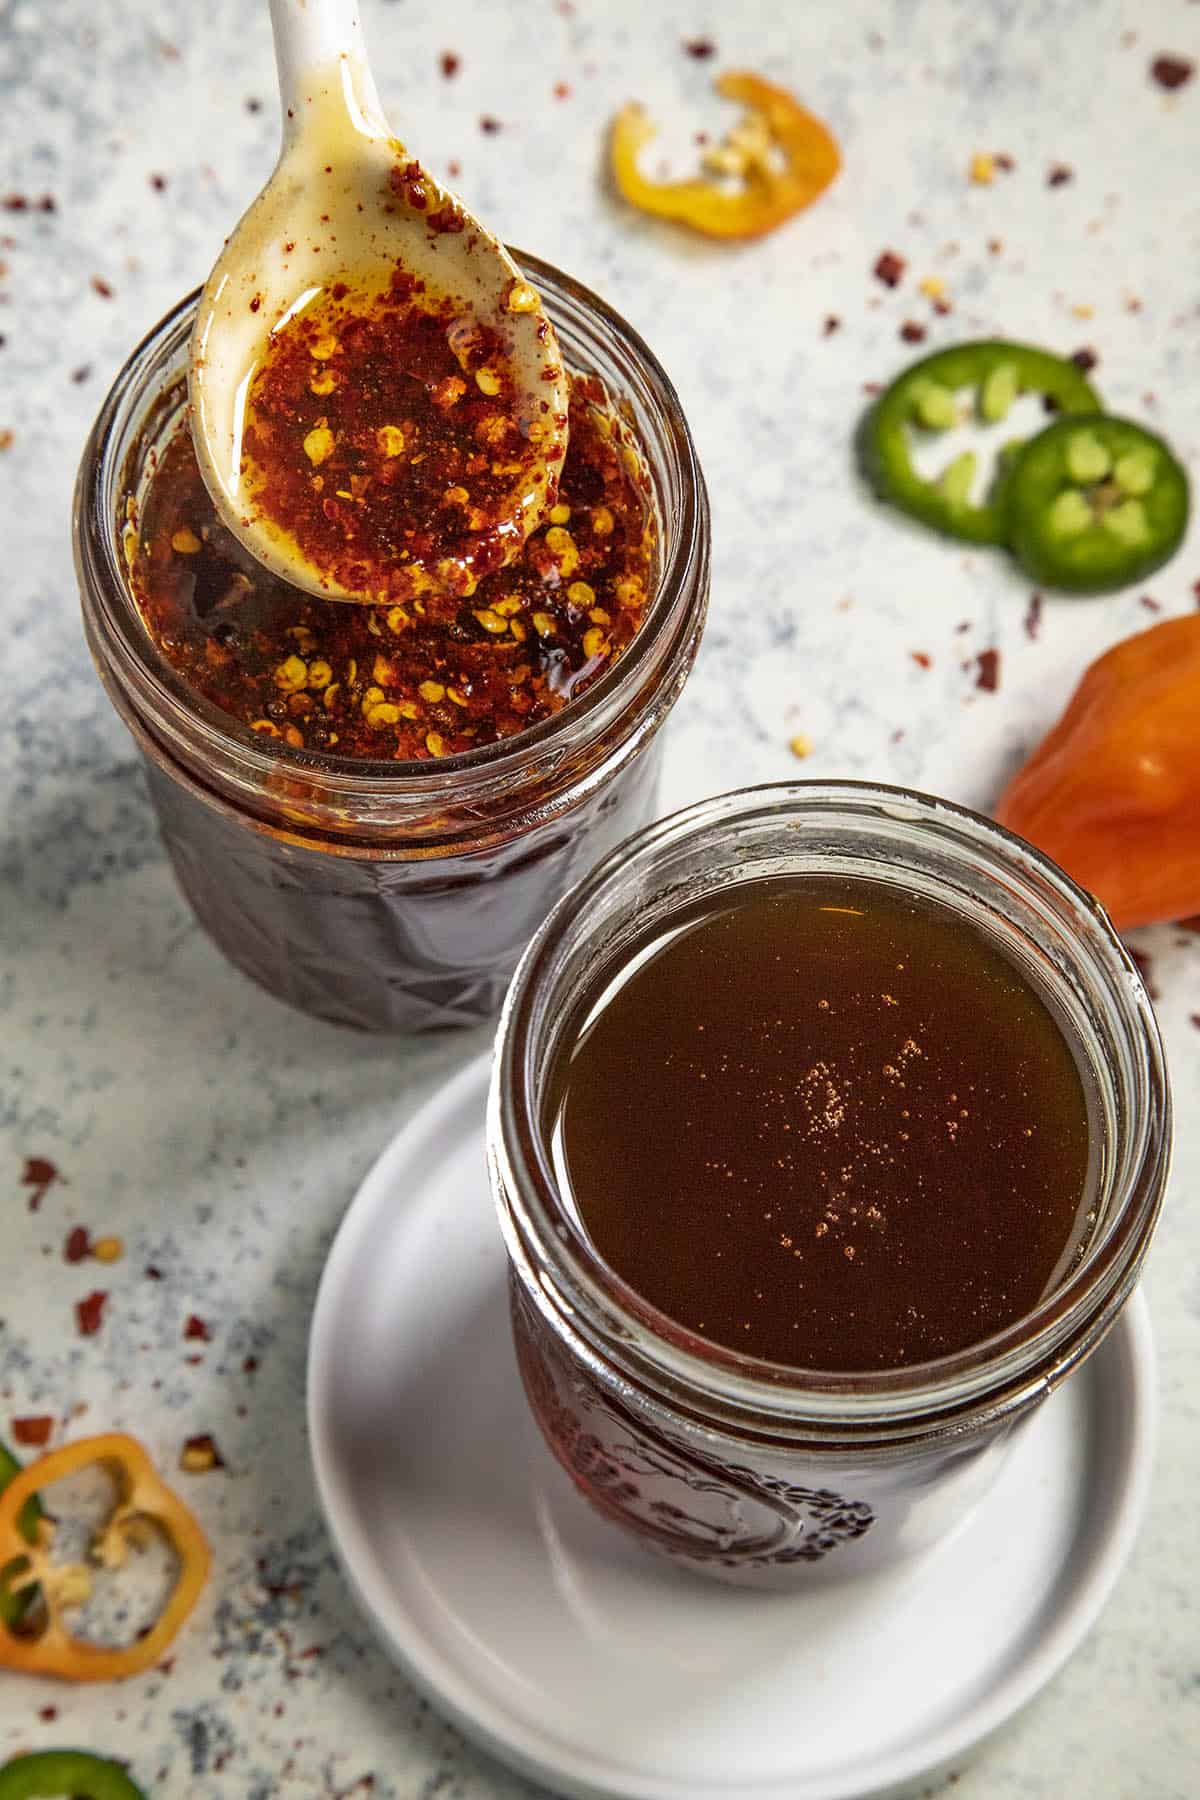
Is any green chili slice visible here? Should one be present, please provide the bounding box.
[1004,415,1189,592]
[0,1750,146,1799]
[0,1442,42,1630]
[861,340,1102,544]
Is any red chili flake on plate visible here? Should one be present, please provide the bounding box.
[910,651,932,670]
[899,320,927,343]
[479,115,502,134]
[873,250,906,287]
[90,275,114,298]
[145,1264,164,1280]
[64,1225,91,1263]
[2,195,28,212]
[1139,594,1161,612]
[974,648,1001,692]
[1023,593,1043,640]
[439,51,461,78]
[1150,55,1194,91]
[21,1156,62,1212]
[11,1416,53,1448]
[822,314,841,336]
[243,1356,259,1375]
[1191,1014,1200,1031]
[994,152,1015,172]
[553,81,571,100]
[38,1707,58,1722]
[684,38,717,59]
[76,1290,109,1337]
[184,1314,212,1342]
[1070,346,1098,373]
[1047,163,1074,187]
[149,173,167,192]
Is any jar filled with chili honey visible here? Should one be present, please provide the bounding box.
[489,783,1169,1588]
[76,258,709,1031]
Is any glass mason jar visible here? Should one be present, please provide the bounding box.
[75,258,709,1032]
[489,782,1170,1589]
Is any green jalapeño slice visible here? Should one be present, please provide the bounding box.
[862,341,1102,544]
[1004,415,1190,593]
[0,1751,147,1800]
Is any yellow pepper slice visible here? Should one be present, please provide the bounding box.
[0,1433,211,1682]
[609,71,840,240]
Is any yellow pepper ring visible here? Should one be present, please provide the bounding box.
[609,70,840,240]
[0,1433,211,1682]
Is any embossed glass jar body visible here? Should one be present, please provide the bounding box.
[490,783,1169,1588]
[76,262,709,1032]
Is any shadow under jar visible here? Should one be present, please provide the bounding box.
[489,782,1170,1589]
[75,258,709,1032]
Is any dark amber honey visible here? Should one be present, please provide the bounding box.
[551,875,1092,1372]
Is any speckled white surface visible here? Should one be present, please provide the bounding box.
[1,0,1198,1794]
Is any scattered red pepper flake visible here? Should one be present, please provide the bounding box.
[986,236,1003,256]
[149,173,168,193]
[145,1265,164,1280]
[910,651,932,670]
[2,194,28,212]
[1047,163,1074,187]
[64,1225,92,1263]
[21,1156,62,1212]
[0,429,13,454]
[553,81,571,100]
[1024,593,1043,641]
[1150,55,1194,91]
[71,364,92,383]
[479,115,502,134]
[899,320,927,343]
[994,152,1015,172]
[184,1315,212,1342]
[684,38,716,59]
[11,1416,53,1448]
[873,249,906,287]
[1070,346,1099,373]
[90,275,114,298]
[76,1290,109,1337]
[822,314,841,336]
[975,648,1001,692]
[38,1706,58,1722]
[1191,1014,1200,1030]
[242,1356,259,1375]
[439,51,461,78]
[1140,594,1162,612]
[180,1433,226,1473]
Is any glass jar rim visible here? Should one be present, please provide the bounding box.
[492,779,1170,1430]
[76,252,706,795]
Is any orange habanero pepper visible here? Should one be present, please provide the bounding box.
[0,1434,211,1682]
[610,71,840,240]
[996,614,1200,930]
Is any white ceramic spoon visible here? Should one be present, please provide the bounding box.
[188,0,569,604]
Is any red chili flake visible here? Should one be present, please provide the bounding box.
[76,1290,109,1337]
[439,51,461,78]
[479,115,502,134]
[553,81,571,100]
[21,1156,62,1212]
[986,237,1003,256]
[149,173,167,193]
[1140,594,1162,612]
[974,648,1001,692]
[994,152,1015,172]
[184,1314,212,1342]
[1047,163,1074,187]
[1191,1014,1200,1031]
[71,364,92,383]
[684,38,717,59]
[899,320,927,343]
[1128,948,1159,1001]
[447,159,462,178]
[1024,593,1043,640]
[38,1707,58,1722]
[64,1225,91,1263]
[822,314,841,336]
[862,380,882,396]
[1070,346,1098,373]
[2,195,28,212]
[12,1416,53,1448]
[873,250,906,288]
[145,1264,164,1280]
[90,275,114,299]
[1150,55,1194,91]
[910,651,932,670]
[932,296,953,316]
[243,1356,259,1375]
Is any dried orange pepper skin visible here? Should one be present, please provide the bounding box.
[995,614,1200,930]
[0,1433,211,1682]
[610,71,840,240]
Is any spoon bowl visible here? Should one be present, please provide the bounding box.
[189,0,569,605]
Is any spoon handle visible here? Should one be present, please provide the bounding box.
[268,0,390,145]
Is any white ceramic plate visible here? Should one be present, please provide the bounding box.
[308,1053,1156,1800]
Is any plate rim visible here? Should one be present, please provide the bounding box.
[307,1049,1158,1800]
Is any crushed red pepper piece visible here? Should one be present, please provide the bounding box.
[1151,55,1194,91]
[874,250,906,287]
[183,1317,211,1342]
[240,271,564,607]
[21,1158,62,1213]
[131,371,653,761]
[975,648,1001,692]
[64,1228,91,1264]
[75,1292,108,1338]
[10,1419,53,1449]
[610,71,839,240]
